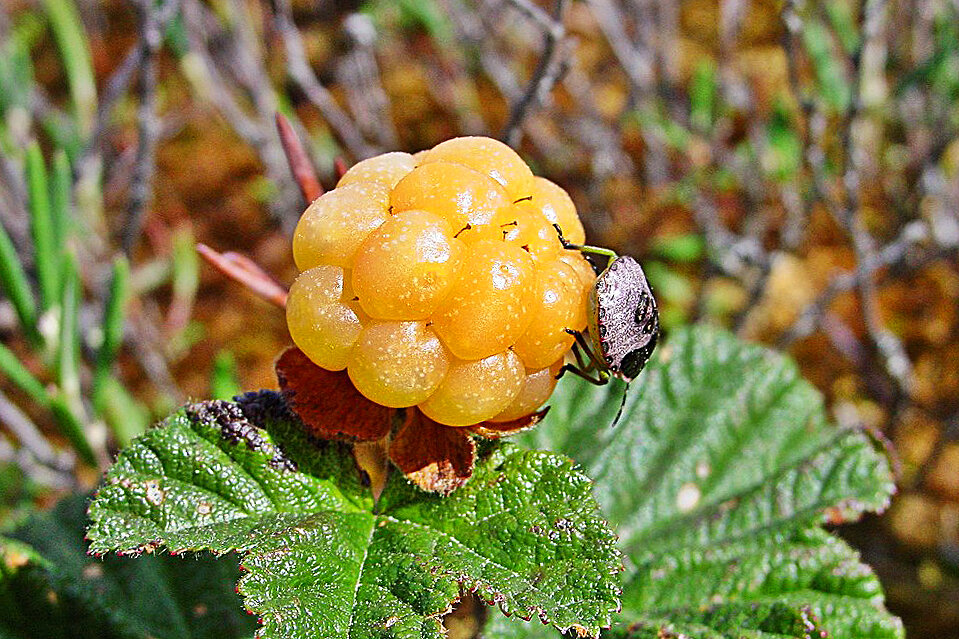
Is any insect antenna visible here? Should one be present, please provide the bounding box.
[611,381,629,428]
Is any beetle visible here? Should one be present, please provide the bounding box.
[552,225,660,423]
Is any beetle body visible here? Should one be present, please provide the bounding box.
[585,255,659,382]
[550,222,659,395]
[549,223,660,425]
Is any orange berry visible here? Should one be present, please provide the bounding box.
[337,152,416,190]
[286,266,363,371]
[420,136,535,201]
[341,271,370,323]
[293,182,390,270]
[557,250,595,330]
[492,201,563,265]
[352,210,465,320]
[512,258,584,369]
[286,145,595,426]
[432,240,535,360]
[390,162,511,244]
[531,177,585,245]
[348,321,450,407]
[488,359,562,422]
[418,349,525,426]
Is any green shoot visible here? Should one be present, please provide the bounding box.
[0,342,49,407]
[0,221,41,345]
[93,255,129,408]
[42,0,97,136]
[26,143,57,310]
[211,350,242,400]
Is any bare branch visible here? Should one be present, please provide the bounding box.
[197,243,288,309]
[778,221,943,348]
[502,0,570,146]
[276,113,323,204]
[336,13,399,150]
[271,0,376,159]
[121,0,169,254]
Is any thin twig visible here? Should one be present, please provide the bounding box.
[778,221,941,347]
[125,301,185,402]
[180,0,301,230]
[122,36,158,252]
[336,13,398,150]
[197,244,288,308]
[0,389,71,471]
[586,0,669,183]
[334,157,349,181]
[271,0,375,159]
[81,44,144,166]
[122,0,180,253]
[276,113,323,204]
[502,0,570,146]
[0,432,74,490]
[440,0,523,102]
[692,191,768,277]
[842,0,913,395]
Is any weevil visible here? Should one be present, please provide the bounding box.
[553,225,660,424]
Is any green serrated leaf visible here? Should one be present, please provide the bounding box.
[88,396,622,638]
[510,325,901,639]
[88,402,369,555]
[524,325,894,555]
[618,527,902,639]
[3,494,256,639]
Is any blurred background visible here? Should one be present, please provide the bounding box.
[0,0,957,635]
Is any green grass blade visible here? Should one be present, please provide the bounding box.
[0,342,49,407]
[689,59,717,132]
[0,221,41,344]
[49,396,96,466]
[52,252,95,464]
[0,21,37,114]
[50,150,73,251]
[43,0,97,136]
[56,253,80,401]
[211,350,242,400]
[93,255,129,406]
[171,227,199,306]
[25,143,58,310]
[96,375,150,447]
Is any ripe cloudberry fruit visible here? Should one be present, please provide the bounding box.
[287,136,594,426]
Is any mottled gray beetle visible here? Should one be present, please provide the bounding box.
[553,225,660,423]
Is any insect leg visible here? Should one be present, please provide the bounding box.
[552,224,617,269]
[568,338,589,370]
[557,330,611,384]
[565,328,610,375]
[610,382,629,428]
[557,363,609,385]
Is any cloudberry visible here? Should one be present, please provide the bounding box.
[287,136,594,427]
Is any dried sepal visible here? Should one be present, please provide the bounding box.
[470,407,550,440]
[389,410,476,495]
[275,347,392,441]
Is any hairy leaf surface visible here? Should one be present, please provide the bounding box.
[87,395,621,638]
[503,326,901,638]
[1,495,254,639]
